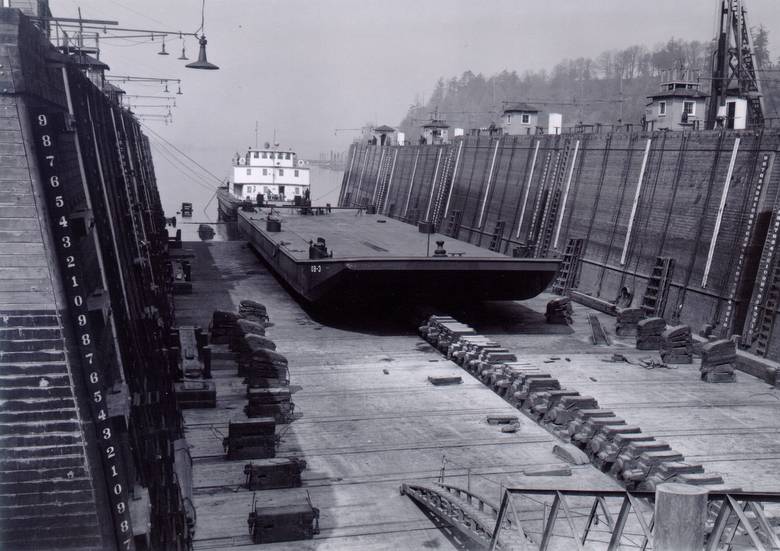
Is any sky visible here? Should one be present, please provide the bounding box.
[49,0,780,209]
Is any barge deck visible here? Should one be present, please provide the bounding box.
[236,207,559,304]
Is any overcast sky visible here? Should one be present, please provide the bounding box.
[51,0,780,200]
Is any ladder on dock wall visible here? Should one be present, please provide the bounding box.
[535,142,571,257]
[640,257,675,317]
[431,146,456,229]
[374,150,395,212]
[444,210,463,238]
[753,263,780,357]
[743,205,780,356]
[487,221,506,252]
[551,238,584,295]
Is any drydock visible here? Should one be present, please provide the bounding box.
[175,239,780,550]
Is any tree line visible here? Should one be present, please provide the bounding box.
[397,29,780,138]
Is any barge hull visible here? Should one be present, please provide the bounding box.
[237,209,559,304]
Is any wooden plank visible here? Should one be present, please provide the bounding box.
[0,168,31,181]
[0,130,22,144]
[0,205,36,218]
[0,253,47,267]
[0,230,43,243]
[0,267,51,279]
[0,293,56,308]
[0,192,33,206]
[0,242,43,254]
[0,142,25,156]
[0,278,52,292]
[0,218,37,231]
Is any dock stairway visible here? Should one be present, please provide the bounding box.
[444,210,463,238]
[640,257,675,317]
[488,221,506,252]
[551,238,584,295]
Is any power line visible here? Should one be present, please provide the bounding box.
[139,121,224,185]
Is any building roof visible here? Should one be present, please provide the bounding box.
[648,88,708,100]
[373,125,396,133]
[102,81,125,95]
[502,102,539,113]
[422,119,450,129]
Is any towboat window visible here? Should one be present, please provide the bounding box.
[262,168,268,175]
[285,153,291,160]
[279,169,284,176]
[246,168,251,175]
[253,152,259,158]
[294,169,299,177]
[262,152,268,159]
[521,114,530,124]
[659,101,667,116]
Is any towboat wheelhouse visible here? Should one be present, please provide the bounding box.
[231,144,311,203]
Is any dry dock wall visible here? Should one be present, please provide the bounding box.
[339,130,780,360]
[1,9,186,550]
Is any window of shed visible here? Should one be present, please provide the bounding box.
[683,101,695,116]
[521,114,530,124]
[659,101,667,116]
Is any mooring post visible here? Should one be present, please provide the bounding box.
[654,483,708,551]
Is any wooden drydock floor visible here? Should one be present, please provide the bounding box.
[175,240,780,550]
[242,208,508,260]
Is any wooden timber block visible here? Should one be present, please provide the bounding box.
[427,375,462,386]
[243,458,307,490]
[486,415,519,425]
[249,501,319,544]
[523,464,572,476]
[174,380,216,409]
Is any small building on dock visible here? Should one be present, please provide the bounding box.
[502,102,540,135]
[421,117,450,144]
[644,77,708,131]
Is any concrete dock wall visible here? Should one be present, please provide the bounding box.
[1,8,184,550]
[339,129,780,358]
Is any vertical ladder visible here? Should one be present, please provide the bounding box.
[431,146,456,228]
[445,210,462,238]
[551,238,584,295]
[536,142,572,257]
[487,221,506,252]
[640,257,675,317]
[374,150,394,212]
[754,268,780,357]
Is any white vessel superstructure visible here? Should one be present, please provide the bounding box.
[231,143,310,203]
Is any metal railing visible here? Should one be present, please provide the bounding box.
[489,488,780,551]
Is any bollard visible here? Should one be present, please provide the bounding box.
[202,345,212,379]
[654,483,707,551]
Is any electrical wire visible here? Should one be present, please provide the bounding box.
[140,121,225,185]
[148,138,220,192]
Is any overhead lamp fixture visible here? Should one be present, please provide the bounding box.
[158,36,169,55]
[178,46,188,60]
[186,1,219,70]
[186,35,219,70]
[176,84,183,95]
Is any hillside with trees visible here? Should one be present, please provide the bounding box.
[398,30,780,138]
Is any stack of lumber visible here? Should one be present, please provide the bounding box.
[700,339,737,383]
[615,308,645,337]
[660,325,693,364]
[545,297,573,325]
[636,317,666,350]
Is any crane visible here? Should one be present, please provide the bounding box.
[707,0,765,128]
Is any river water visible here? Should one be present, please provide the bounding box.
[158,165,344,241]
